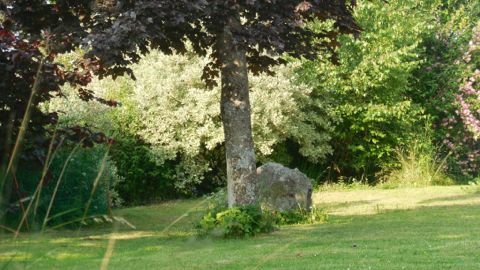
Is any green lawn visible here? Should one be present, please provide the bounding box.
[1,186,479,269]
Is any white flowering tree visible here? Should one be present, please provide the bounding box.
[48,50,335,193]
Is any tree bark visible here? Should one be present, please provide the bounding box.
[217,16,257,207]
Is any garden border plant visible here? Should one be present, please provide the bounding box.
[197,190,328,238]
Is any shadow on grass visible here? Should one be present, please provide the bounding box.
[281,203,480,241]
[317,200,377,210]
[419,193,480,204]
[216,203,480,270]
[2,202,480,270]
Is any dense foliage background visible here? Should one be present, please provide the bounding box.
[43,0,480,200]
[2,0,480,228]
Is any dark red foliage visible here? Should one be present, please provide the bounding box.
[1,0,357,165]
[0,1,117,165]
[82,0,359,86]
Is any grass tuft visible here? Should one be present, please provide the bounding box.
[380,140,453,188]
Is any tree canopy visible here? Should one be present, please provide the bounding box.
[0,0,358,157]
[1,0,359,207]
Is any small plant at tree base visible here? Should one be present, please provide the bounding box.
[204,189,229,214]
[198,191,328,238]
[198,205,277,238]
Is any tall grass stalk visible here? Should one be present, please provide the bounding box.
[13,129,63,237]
[33,125,62,219]
[99,223,119,270]
[41,139,82,232]
[0,112,15,190]
[78,146,111,231]
[12,174,29,230]
[0,224,16,234]
[1,54,45,212]
[1,35,51,231]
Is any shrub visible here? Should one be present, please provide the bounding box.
[198,205,277,238]
[297,0,437,181]
[409,3,480,181]
[47,48,334,196]
[123,51,334,192]
[380,134,453,188]
[8,145,122,230]
[198,205,328,238]
[109,135,179,205]
[198,190,327,237]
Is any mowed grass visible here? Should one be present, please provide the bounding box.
[1,186,479,270]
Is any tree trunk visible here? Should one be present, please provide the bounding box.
[217,16,257,207]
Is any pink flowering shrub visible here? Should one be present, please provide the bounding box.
[441,25,480,176]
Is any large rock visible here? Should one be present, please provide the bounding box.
[256,162,312,212]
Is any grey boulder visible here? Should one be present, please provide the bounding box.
[256,162,312,212]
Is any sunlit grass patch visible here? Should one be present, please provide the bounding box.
[0,251,32,261]
[83,231,157,241]
[49,238,72,244]
[48,252,93,260]
[0,186,479,270]
[314,186,479,216]
[143,245,163,251]
[76,242,103,248]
